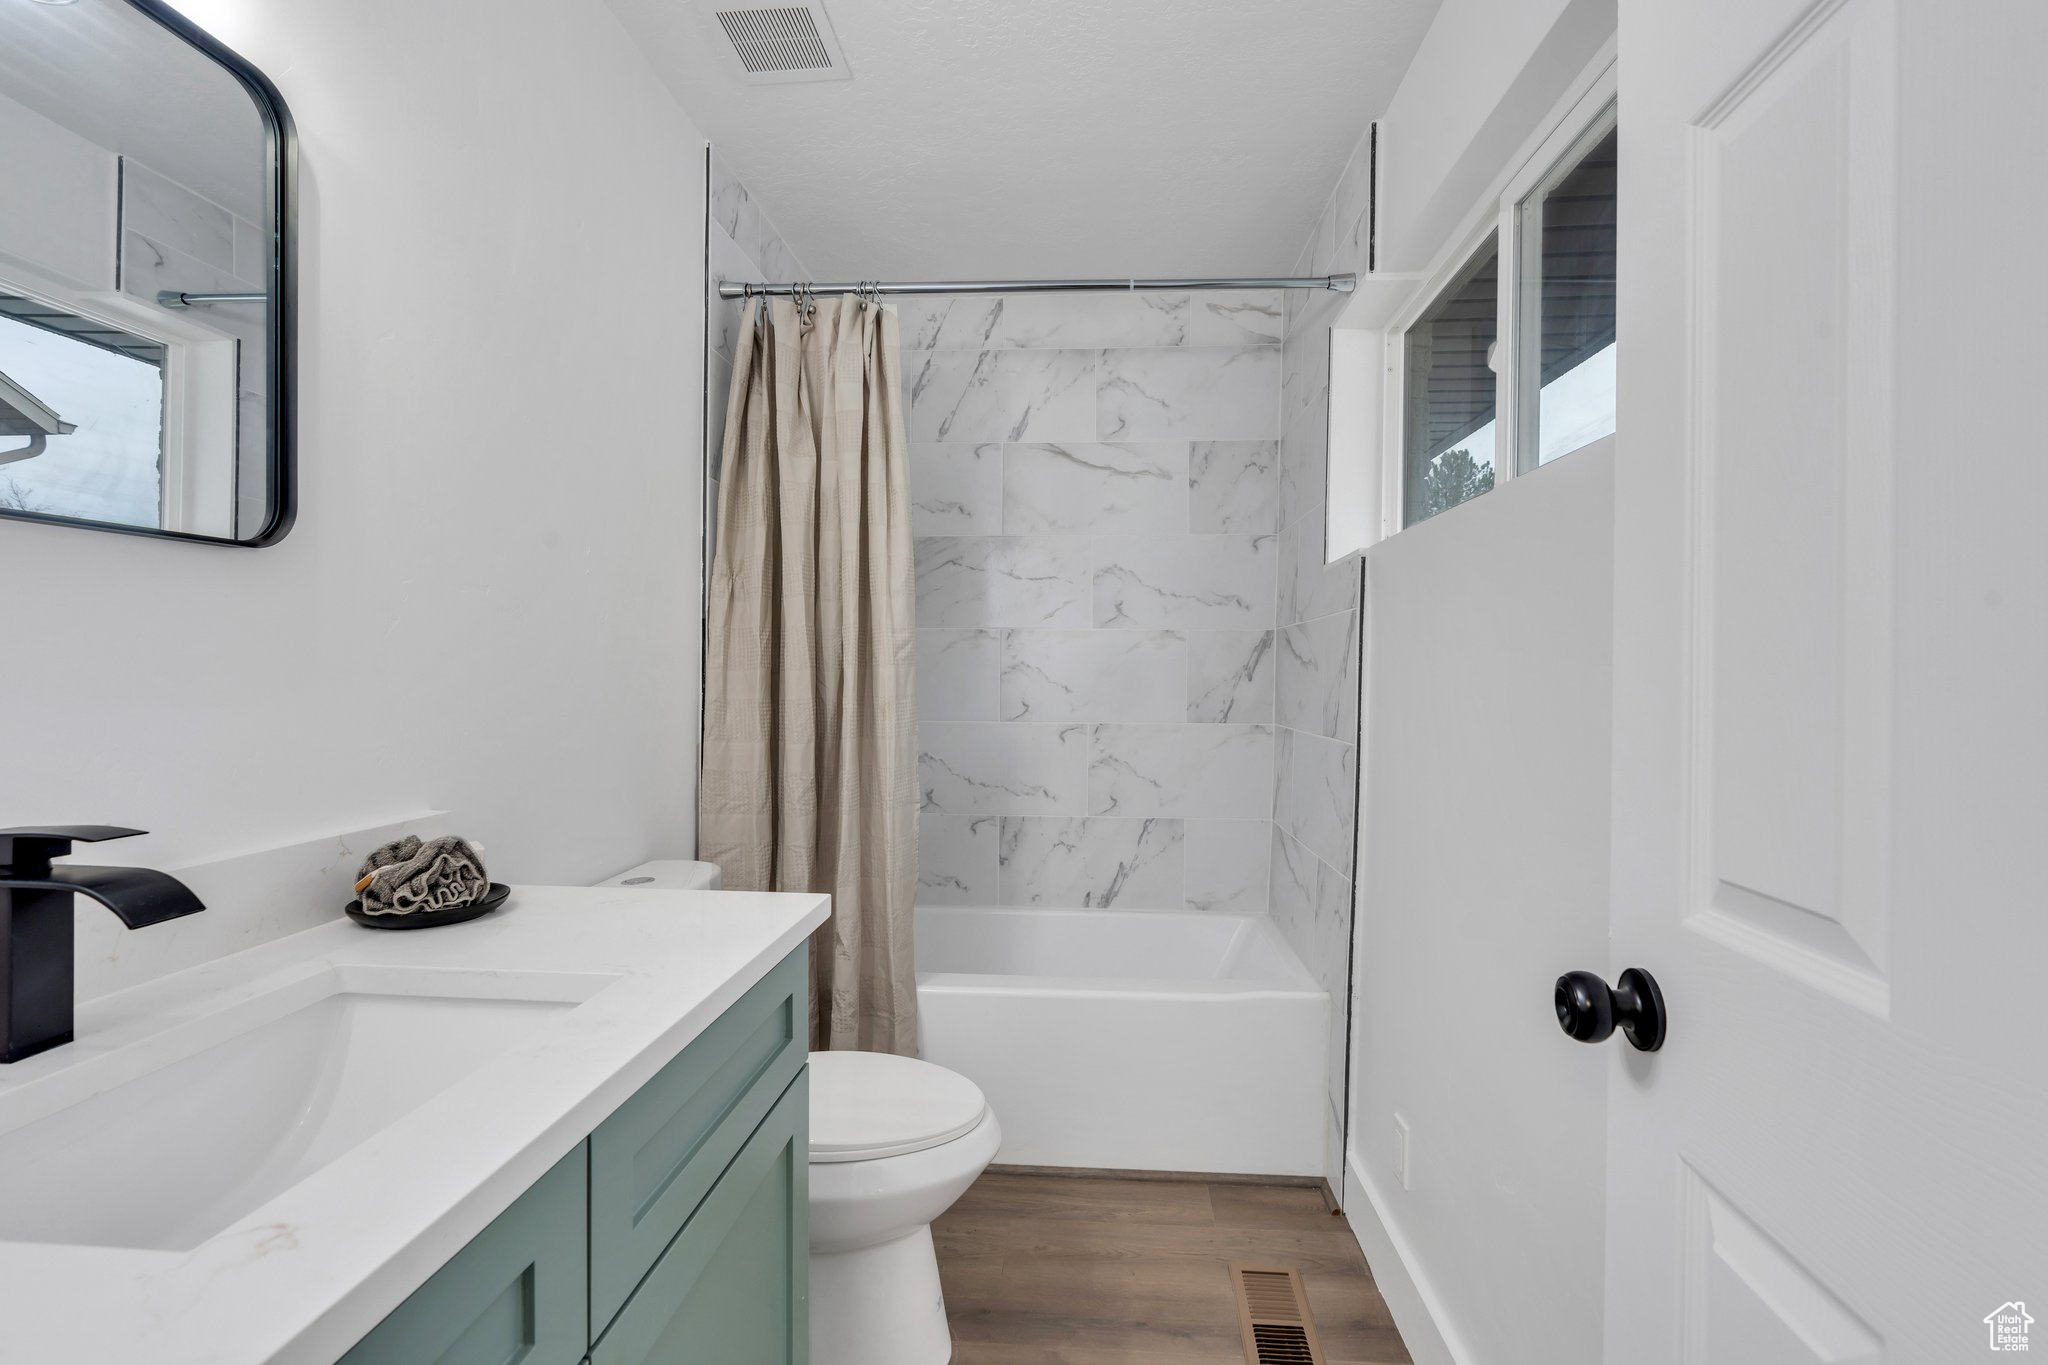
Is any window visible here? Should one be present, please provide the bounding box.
[1516,122,1616,471]
[1387,70,1616,531]
[0,295,166,528]
[1402,238,1499,526]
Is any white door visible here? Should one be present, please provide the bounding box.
[1607,0,2048,1360]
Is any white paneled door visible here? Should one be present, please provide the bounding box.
[1608,0,2048,1360]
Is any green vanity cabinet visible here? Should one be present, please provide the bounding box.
[591,1071,807,1365]
[588,947,807,1326]
[339,1145,590,1365]
[339,947,808,1365]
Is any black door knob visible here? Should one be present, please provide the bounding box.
[1554,967,1665,1052]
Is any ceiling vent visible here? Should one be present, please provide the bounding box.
[697,2,851,84]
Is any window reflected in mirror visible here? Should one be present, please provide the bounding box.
[0,296,166,528]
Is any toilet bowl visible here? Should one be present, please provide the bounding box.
[808,1050,1002,1365]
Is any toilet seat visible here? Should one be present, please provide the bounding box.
[809,1051,988,1163]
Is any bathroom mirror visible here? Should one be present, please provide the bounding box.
[0,0,294,545]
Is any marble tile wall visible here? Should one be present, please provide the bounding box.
[704,151,807,571]
[1271,122,1374,1190]
[905,290,1286,913]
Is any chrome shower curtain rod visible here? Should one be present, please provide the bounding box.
[717,274,1356,300]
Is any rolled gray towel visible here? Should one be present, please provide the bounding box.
[355,835,489,915]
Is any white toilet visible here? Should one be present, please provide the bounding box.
[599,861,1000,1365]
[807,1050,1001,1365]
[596,858,724,891]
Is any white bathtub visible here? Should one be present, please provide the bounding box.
[914,906,1327,1176]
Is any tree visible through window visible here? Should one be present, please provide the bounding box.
[1402,237,1499,526]
[1418,446,1494,519]
[1392,93,1616,531]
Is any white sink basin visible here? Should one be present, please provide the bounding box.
[0,964,604,1250]
[0,886,831,1365]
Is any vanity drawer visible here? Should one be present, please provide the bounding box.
[592,1067,808,1365]
[588,945,807,1326]
[340,1143,589,1365]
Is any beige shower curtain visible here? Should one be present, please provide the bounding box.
[699,294,920,1056]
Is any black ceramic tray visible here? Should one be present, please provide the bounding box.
[346,881,510,930]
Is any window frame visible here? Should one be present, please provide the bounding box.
[1382,58,1618,533]
[0,266,242,536]
[1506,92,1618,477]
[1397,230,1502,527]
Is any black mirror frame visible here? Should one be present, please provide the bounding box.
[0,0,296,548]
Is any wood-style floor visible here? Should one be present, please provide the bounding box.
[933,1170,1413,1365]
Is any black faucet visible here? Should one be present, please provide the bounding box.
[0,827,206,1063]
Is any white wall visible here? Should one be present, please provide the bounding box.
[1354,443,1613,1364]
[1262,0,1618,1354]
[1285,0,1613,294]
[1373,0,1617,275]
[1,0,708,961]
[0,89,116,291]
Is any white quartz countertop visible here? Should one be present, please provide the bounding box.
[0,884,829,1364]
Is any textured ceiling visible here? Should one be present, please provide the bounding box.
[605,0,1443,280]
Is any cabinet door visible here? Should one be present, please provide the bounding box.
[341,1144,589,1365]
[589,947,806,1327]
[592,1069,808,1365]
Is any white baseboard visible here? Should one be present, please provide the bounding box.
[1341,1152,1476,1365]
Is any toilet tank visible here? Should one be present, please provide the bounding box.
[596,859,723,890]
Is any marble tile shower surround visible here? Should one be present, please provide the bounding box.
[704,152,810,573]
[903,289,1289,915]
[697,161,1349,982]
[696,170,1290,920]
[1267,125,1374,1180]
